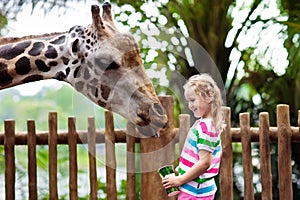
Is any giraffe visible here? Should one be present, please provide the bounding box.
[0,3,168,137]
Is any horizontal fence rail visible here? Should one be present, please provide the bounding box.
[0,98,299,199]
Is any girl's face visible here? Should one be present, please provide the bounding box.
[184,86,212,118]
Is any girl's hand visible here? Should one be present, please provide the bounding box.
[162,175,182,189]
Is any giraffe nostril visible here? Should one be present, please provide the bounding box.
[137,112,150,126]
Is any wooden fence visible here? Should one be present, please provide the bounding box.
[0,96,299,200]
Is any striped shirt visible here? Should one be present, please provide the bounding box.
[178,118,222,197]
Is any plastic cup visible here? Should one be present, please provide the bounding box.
[157,165,180,197]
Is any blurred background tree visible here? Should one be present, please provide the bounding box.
[0,0,299,199]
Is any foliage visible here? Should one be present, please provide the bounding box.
[227,0,300,126]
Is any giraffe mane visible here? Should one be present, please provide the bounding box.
[0,32,66,45]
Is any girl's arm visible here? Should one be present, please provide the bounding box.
[162,150,212,188]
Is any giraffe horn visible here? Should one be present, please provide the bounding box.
[91,5,105,32]
[102,2,113,23]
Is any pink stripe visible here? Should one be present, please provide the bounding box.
[207,168,219,174]
[183,147,199,160]
[211,157,220,164]
[200,122,208,132]
[200,122,218,137]
[180,157,194,168]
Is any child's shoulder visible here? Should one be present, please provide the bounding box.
[195,118,213,128]
[195,118,218,136]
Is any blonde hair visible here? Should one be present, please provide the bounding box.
[183,73,224,131]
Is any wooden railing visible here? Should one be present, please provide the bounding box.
[220,105,300,200]
[0,96,299,200]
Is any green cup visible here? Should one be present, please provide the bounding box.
[157,165,180,197]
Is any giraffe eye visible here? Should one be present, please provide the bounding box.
[94,58,120,71]
[107,61,120,70]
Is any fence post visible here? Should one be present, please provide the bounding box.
[4,120,15,200]
[27,120,38,200]
[126,122,137,200]
[48,112,58,200]
[240,112,254,200]
[220,107,233,200]
[259,112,272,200]
[140,96,176,200]
[88,117,98,200]
[178,114,190,154]
[68,117,78,200]
[105,111,117,200]
[277,104,292,199]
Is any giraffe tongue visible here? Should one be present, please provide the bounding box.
[154,131,160,138]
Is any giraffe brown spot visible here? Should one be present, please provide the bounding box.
[50,35,66,45]
[35,59,50,72]
[97,99,107,108]
[73,66,81,78]
[54,71,67,81]
[0,41,31,60]
[87,84,97,97]
[61,56,69,65]
[0,62,13,86]
[84,68,90,79]
[72,39,79,53]
[75,81,84,91]
[28,42,45,56]
[101,84,110,100]
[45,45,58,59]
[75,27,83,33]
[22,75,43,83]
[95,88,99,97]
[68,26,76,33]
[49,61,58,67]
[15,56,31,75]
[72,59,79,65]
[65,67,71,77]
[90,78,98,85]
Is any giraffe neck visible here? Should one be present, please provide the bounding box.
[0,32,77,90]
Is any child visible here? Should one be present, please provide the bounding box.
[162,73,223,200]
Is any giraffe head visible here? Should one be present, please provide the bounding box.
[65,3,168,136]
